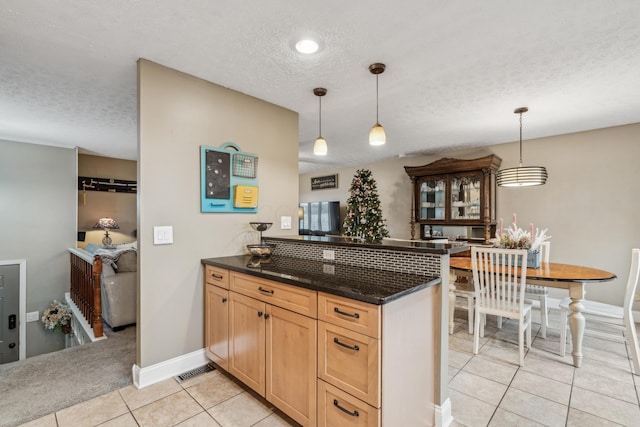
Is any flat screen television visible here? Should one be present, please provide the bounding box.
[299,201,341,236]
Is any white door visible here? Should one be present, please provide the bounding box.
[0,264,20,363]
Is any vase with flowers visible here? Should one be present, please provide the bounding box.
[491,213,551,268]
[42,300,72,334]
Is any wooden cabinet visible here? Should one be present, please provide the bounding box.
[204,265,437,426]
[317,290,436,427]
[205,284,229,369]
[210,270,317,426]
[228,291,266,394]
[266,305,317,426]
[404,155,501,243]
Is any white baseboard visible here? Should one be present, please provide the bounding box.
[435,398,454,427]
[65,292,107,343]
[132,348,208,389]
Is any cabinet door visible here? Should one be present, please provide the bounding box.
[266,305,317,427]
[229,292,266,396]
[418,177,446,221]
[449,172,482,221]
[205,284,229,370]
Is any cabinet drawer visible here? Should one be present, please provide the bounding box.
[318,380,380,427]
[318,321,380,407]
[205,265,229,289]
[318,292,380,338]
[231,272,317,318]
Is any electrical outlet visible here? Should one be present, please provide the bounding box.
[27,311,39,322]
[323,249,335,260]
[323,264,335,275]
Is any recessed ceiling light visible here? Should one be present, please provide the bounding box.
[295,39,319,54]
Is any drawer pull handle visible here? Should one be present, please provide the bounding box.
[258,287,274,294]
[333,337,359,351]
[333,399,359,417]
[211,273,224,280]
[334,307,360,319]
[221,297,227,303]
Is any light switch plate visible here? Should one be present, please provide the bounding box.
[280,216,292,230]
[27,311,39,322]
[154,226,173,245]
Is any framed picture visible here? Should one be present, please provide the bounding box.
[311,174,338,190]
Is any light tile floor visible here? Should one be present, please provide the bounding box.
[20,309,640,427]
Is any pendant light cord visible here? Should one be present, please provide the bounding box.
[318,95,322,136]
[375,75,379,124]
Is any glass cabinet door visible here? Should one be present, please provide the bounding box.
[450,173,481,220]
[419,178,446,220]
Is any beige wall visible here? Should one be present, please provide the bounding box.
[300,123,640,307]
[77,154,137,248]
[0,140,76,357]
[138,60,299,367]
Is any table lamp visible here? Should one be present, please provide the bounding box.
[93,217,119,247]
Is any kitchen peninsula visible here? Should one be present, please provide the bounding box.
[202,235,467,426]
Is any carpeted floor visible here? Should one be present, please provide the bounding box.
[0,326,136,427]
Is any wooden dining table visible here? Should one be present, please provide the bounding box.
[448,257,617,367]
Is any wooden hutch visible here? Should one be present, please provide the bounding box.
[404,155,501,243]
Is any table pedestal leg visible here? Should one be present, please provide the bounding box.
[568,284,586,368]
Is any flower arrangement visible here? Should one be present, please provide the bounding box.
[41,300,72,333]
[491,213,550,252]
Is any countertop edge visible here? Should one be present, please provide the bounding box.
[202,256,442,305]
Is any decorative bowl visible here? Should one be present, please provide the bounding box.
[247,243,275,257]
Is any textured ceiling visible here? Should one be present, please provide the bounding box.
[1,1,639,174]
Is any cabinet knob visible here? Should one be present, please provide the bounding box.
[221,297,227,303]
[258,311,263,317]
[264,313,270,320]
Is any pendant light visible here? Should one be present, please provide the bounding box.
[368,63,386,146]
[313,87,328,156]
[496,107,548,187]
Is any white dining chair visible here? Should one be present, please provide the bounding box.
[524,241,551,338]
[472,247,532,366]
[559,248,640,374]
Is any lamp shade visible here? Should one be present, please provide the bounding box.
[369,123,386,146]
[93,218,120,230]
[313,136,328,156]
[93,217,119,247]
[496,166,548,187]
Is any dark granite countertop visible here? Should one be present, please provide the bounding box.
[265,235,470,255]
[201,255,441,305]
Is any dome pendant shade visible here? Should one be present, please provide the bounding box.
[369,123,386,146]
[497,107,548,187]
[313,136,328,156]
[369,63,386,146]
[313,87,328,156]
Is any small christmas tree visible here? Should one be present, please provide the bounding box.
[343,169,390,242]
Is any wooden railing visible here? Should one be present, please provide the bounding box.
[69,251,103,338]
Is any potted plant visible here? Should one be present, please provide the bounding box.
[41,300,72,334]
[491,214,550,268]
